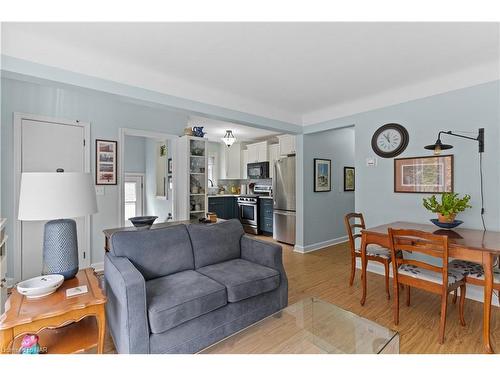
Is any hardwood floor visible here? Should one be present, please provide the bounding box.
[100,236,499,354]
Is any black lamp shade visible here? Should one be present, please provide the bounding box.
[424,139,453,152]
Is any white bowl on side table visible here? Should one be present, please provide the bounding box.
[17,274,64,298]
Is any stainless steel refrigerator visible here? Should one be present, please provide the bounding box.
[273,155,296,245]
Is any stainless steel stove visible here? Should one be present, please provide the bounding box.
[237,184,272,234]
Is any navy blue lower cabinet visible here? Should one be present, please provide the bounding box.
[209,196,239,220]
[259,199,273,234]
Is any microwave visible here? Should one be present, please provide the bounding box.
[247,162,269,179]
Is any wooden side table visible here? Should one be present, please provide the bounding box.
[0,268,106,354]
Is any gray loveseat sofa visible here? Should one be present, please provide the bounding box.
[104,219,288,353]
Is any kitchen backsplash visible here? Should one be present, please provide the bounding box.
[218,178,272,193]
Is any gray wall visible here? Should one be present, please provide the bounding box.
[302,127,355,246]
[1,77,188,276]
[304,81,500,245]
[124,135,146,174]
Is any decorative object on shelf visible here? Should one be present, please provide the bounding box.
[207,212,218,223]
[168,158,172,174]
[191,147,204,156]
[192,126,205,138]
[19,334,41,354]
[314,158,331,192]
[371,123,409,158]
[18,172,98,279]
[222,130,236,147]
[184,127,193,136]
[128,216,158,229]
[95,139,117,185]
[423,192,471,226]
[344,167,355,191]
[394,155,453,193]
[424,128,486,230]
[17,274,64,299]
[159,144,167,157]
[191,186,199,194]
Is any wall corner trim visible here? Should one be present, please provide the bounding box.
[294,235,348,253]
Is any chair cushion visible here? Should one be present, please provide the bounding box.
[197,258,280,302]
[146,270,227,334]
[110,224,194,280]
[188,219,245,268]
[355,244,391,259]
[449,260,500,283]
[398,264,466,286]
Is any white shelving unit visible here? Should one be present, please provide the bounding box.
[175,136,208,221]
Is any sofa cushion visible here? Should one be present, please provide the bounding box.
[197,259,280,302]
[146,270,227,334]
[188,219,245,268]
[110,224,194,280]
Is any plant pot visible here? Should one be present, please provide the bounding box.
[437,213,456,223]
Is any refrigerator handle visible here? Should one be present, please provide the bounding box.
[272,160,277,207]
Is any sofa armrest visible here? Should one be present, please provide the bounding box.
[240,235,288,308]
[104,253,149,353]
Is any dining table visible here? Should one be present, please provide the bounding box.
[360,221,499,353]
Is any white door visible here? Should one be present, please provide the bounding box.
[20,119,88,280]
[124,174,144,226]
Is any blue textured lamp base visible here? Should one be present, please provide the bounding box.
[43,219,79,279]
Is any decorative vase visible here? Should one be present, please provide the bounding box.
[437,213,456,223]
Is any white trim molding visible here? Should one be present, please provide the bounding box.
[294,236,348,253]
[355,258,499,307]
[91,262,104,273]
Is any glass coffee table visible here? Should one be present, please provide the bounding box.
[200,297,399,354]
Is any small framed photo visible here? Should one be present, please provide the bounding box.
[96,139,117,185]
[168,158,173,174]
[314,158,331,192]
[344,167,355,191]
[394,155,453,193]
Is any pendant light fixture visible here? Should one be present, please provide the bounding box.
[222,130,236,147]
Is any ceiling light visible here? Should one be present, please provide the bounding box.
[222,130,236,147]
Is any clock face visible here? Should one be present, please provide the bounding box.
[371,123,409,158]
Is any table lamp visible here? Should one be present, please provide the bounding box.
[18,171,98,279]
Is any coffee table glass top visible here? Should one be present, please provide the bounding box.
[200,297,399,354]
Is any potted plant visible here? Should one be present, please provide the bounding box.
[422,193,472,223]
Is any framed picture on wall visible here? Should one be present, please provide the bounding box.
[344,167,355,191]
[168,158,173,174]
[95,139,117,185]
[394,155,453,193]
[314,158,331,192]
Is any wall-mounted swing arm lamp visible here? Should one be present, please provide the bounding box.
[424,127,486,230]
[424,128,484,155]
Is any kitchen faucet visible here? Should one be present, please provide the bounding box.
[208,179,214,187]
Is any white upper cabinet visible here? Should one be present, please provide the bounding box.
[268,143,279,179]
[247,141,268,163]
[277,134,296,156]
[219,142,242,179]
[241,149,248,179]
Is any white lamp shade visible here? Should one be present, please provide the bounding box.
[18,172,98,221]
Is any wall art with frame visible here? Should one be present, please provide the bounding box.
[314,158,331,192]
[344,167,355,191]
[96,139,117,185]
[394,155,453,193]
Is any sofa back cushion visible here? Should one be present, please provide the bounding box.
[188,219,245,268]
[110,224,194,280]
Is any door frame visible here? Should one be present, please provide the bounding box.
[118,128,178,227]
[13,113,91,282]
[123,173,145,221]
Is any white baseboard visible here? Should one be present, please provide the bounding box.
[294,236,348,253]
[355,258,499,307]
[91,262,104,273]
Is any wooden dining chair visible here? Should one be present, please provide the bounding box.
[388,228,467,344]
[449,259,500,306]
[344,213,392,299]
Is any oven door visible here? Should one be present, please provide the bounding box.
[238,202,257,226]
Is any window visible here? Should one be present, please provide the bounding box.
[207,155,216,186]
[124,174,144,226]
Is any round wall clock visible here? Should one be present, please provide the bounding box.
[371,123,409,158]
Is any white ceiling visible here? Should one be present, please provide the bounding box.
[188,115,280,143]
[2,22,499,125]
